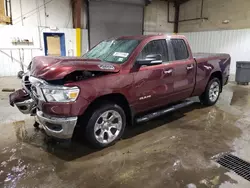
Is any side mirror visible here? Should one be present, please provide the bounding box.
[136,54,163,66]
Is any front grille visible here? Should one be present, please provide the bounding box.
[22,76,49,102]
[216,154,250,181]
[23,75,32,92]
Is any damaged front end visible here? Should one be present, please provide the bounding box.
[9,69,107,114]
[9,73,80,139]
[9,74,36,115]
[9,56,119,139]
[9,70,114,140]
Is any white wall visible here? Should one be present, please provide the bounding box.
[11,0,74,28]
[144,0,174,35]
[0,0,89,76]
[0,25,89,76]
[180,29,250,75]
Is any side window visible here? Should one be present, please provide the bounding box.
[138,39,169,62]
[170,39,189,60]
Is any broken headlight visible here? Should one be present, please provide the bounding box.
[41,86,80,102]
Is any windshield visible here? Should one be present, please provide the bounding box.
[83,39,140,64]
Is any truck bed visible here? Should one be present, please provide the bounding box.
[193,52,229,61]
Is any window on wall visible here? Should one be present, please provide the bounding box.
[138,39,169,62]
[170,39,189,60]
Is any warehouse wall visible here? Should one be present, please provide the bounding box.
[0,0,89,76]
[11,0,74,28]
[181,29,250,76]
[0,25,88,76]
[144,0,174,34]
[179,0,250,32]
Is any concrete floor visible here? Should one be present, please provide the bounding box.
[1,77,250,188]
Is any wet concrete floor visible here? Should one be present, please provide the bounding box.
[1,78,250,188]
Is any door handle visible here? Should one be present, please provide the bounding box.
[204,65,212,70]
[187,64,194,70]
[164,69,173,74]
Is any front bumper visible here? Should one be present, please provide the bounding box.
[36,110,78,139]
[15,98,36,114]
[10,90,78,140]
[10,75,82,140]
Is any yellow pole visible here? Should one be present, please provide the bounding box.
[76,28,81,56]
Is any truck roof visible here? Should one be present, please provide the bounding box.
[117,34,186,40]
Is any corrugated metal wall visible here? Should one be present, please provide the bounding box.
[180,29,250,75]
[89,1,144,47]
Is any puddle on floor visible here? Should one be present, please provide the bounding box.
[0,84,250,187]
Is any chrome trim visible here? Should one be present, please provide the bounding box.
[204,65,212,70]
[29,76,48,85]
[15,98,36,114]
[209,81,220,102]
[164,69,173,74]
[186,64,194,70]
[36,110,78,139]
[29,76,46,101]
[22,72,32,94]
[94,110,122,144]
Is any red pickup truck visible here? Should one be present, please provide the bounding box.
[9,35,230,148]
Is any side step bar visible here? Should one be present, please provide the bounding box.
[136,100,194,123]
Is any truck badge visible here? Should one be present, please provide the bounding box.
[139,95,152,100]
[98,64,115,70]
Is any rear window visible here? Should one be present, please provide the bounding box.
[170,39,189,60]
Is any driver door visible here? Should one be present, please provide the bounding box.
[133,39,174,113]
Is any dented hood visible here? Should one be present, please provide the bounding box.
[30,56,120,80]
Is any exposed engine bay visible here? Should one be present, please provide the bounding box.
[62,70,109,83]
[43,70,110,85]
[27,60,111,84]
[23,70,111,87]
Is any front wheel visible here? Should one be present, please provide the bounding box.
[85,102,126,148]
[199,78,221,106]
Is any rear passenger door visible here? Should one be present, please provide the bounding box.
[168,39,196,101]
[133,39,174,112]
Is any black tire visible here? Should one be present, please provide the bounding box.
[199,77,221,106]
[84,102,126,148]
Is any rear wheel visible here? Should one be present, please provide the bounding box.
[85,102,126,148]
[199,78,221,106]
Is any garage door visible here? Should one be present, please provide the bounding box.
[89,0,144,48]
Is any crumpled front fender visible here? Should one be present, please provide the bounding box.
[9,89,36,115]
[9,89,30,106]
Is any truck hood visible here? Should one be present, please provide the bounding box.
[30,56,120,80]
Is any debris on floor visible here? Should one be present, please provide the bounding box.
[2,88,15,92]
